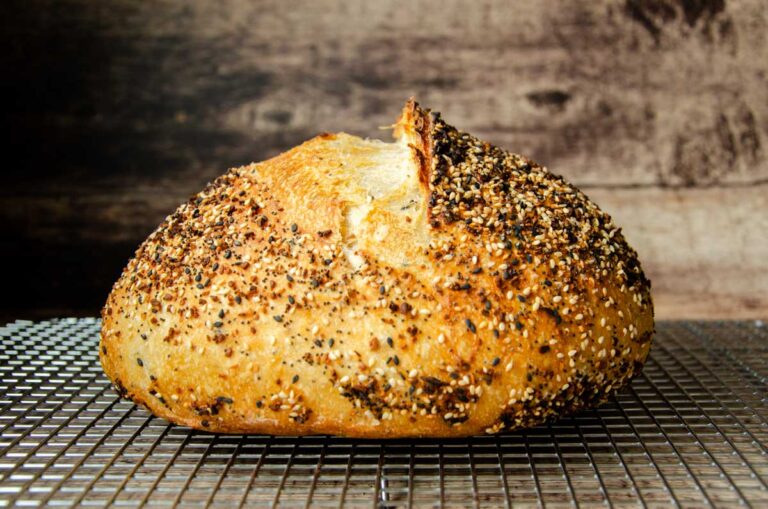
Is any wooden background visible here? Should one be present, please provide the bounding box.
[1,0,766,321]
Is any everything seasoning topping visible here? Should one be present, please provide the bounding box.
[335,364,484,426]
[420,103,650,316]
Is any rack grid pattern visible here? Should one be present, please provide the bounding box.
[0,319,766,508]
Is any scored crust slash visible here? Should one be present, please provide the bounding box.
[99,100,654,438]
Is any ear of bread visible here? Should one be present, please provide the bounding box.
[100,101,653,437]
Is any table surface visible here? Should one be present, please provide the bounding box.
[0,319,766,508]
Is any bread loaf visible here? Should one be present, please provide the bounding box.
[100,100,654,437]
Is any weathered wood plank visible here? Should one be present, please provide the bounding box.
[5,178,765,319]
[4,0,766,188]
[1,0,766,318]
[590,186,768,319]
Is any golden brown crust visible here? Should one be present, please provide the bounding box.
[100,101,654,437]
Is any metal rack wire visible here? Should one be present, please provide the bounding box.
[0,319,766,508]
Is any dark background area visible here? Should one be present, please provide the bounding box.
[1,0,766,322]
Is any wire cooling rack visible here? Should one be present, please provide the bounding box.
[0,319,766,508]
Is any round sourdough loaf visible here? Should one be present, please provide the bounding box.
[100,101,654,437]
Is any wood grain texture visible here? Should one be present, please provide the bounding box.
[1,0,766,319]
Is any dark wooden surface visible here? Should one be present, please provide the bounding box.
[1,0,766,320]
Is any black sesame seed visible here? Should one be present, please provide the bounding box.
[141,333,148,340]
[292,374,299,383]
[288,296,295,305]
[213,321,223,328]
[492,357,501,366]
[539,345,551,354]
[517,295,526,303]
[136,358,143,367]
[328,338,335,347]
[470,267,482,274]
[379,285,386,294]
[386,337,394,348]
[393,355,400,365]
[201,420,209,427]
[218,309,225,319]
[235,296,242,304]
[465,318,476,333]
[323,258,332,265]
[290,223,298,232]
[195,273,202,282]
[224,250,232,259]
[212,262,219,271]
[286,274,294,282]
[217,396,233,404]
[314,339,323,347]
[273,315,283,323]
